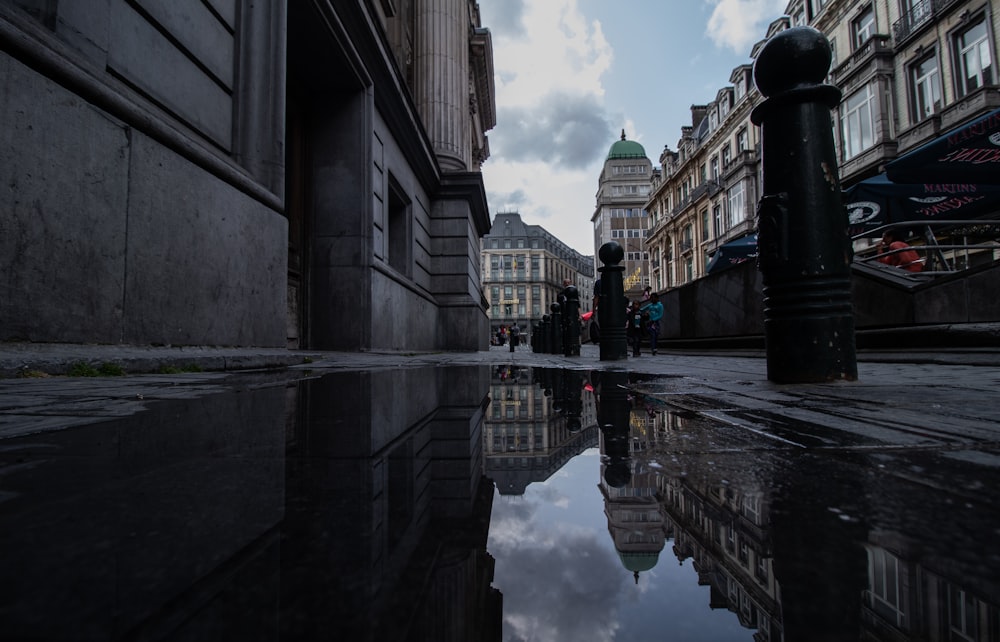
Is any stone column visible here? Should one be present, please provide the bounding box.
[414,0,469,171]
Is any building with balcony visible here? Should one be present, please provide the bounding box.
[481,212,594,340]
[645,47,765,290]
[790,0,998,183]
[592,132,653,299]
[647,0,997,297]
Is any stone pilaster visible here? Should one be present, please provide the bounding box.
[414,0,469,171]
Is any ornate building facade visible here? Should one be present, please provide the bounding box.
[591,132,654,299]
[646,0,998,292]
[0,0,496,352]
[481,212,594,340]
[645,68,764,292]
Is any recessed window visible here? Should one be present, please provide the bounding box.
[852,6,875,50]
[954,17,993,97]
[727,182,745,228]
[840,84,876,160]
[387,175,411,276]
[910,52,941,121]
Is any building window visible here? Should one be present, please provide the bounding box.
[722,143,732,167]
[809,0,828,19]
[910,52,941,122]
[954,17,993,97]
[734,74,746,101]
[701,210,710,241]
[386,175,412,276]
[840,83,875,160]
[727,182,745,228]
[737,128,748,152]
[852,6,874,50]
[714,204,724,238]
[710,156,719,179]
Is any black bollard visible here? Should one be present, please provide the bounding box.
[562,285,581,356]
[597,242,627,361]
[548,302,563,355]
[539,315,550,353]
[750,26,857,383]
[531,323,540,353]
[597,371,631,487]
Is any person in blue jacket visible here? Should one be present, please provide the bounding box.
[640,293,664,355]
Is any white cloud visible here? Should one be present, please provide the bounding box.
[493,0,613,108]
[481,0,618,255]
[704,0,789,54]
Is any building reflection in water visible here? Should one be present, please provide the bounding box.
[0,366,501,641]
[483,365,599,495]
[5,364,1000,640]
[485,366,1000,642]
[630,380,1000,642]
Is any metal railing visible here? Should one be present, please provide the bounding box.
[853,220,1000,277]
[892,0,963,44]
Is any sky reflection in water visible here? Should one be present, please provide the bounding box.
[489,449,750,642]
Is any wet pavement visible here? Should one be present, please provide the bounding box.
[2,342,1000,640]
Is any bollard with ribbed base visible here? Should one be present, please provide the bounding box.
[562,285,581,356]
[751,26,857,383]
[597,242,627,361]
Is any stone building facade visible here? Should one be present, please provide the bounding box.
[797,0,999,178]
[0,0,495,352]
[591,132,653,300]
[647,0,998,292]
[481,212,594,340]
[645,60,763,292]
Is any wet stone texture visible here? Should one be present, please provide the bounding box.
[2,360,1000,641]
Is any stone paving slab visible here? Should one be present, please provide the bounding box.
[2,342,1000,450]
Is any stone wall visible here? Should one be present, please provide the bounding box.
[1,1,287,346]
[659,259,1000,344]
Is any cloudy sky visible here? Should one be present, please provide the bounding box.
[488,448,750,641]
[478,0,790,256]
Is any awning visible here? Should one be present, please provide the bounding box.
[706,233,758,274]
[884,108,1000,184]
[843,173,1000,235]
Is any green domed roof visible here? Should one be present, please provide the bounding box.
[607,130,647,160]
[618,550,660,573]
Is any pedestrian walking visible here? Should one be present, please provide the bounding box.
[510,322,520,352]
[640,293,664,356]
[627,301,645,357]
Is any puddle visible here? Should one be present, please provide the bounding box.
[2,365,999,641]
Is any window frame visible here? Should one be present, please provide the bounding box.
[851,5,875,50]
[952,15,993,97]
[840,83,876,161]
[909,49,941,122]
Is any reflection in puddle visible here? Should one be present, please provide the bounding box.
[2,365,1000,640]
[485,367,1000,642]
